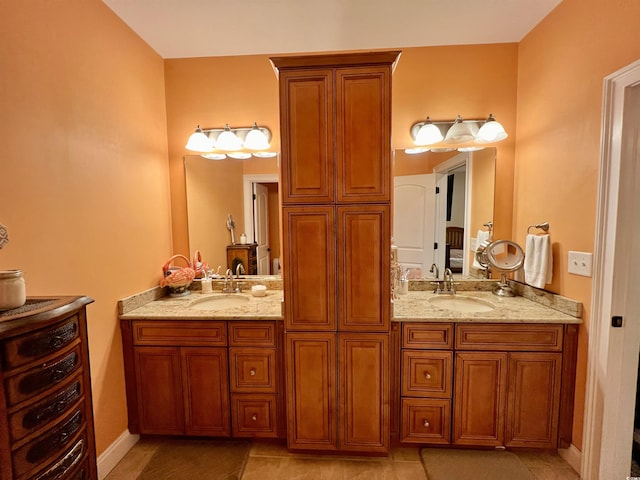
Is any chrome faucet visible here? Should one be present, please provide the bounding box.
[443,268,456,294]
[236,263,245,277]
[429,263,439,280]
[223,268,234,293]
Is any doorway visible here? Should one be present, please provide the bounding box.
[243,174,280,275]
[582,59,640,478]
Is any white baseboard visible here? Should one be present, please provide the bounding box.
[559,444,582,476]
[97,430,140,480]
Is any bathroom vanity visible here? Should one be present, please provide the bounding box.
[0,296,97,480]
[118,280,581,453]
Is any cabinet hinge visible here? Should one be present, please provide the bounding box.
[434,242,438,250]
[435,186,440,194]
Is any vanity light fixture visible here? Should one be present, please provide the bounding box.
[186,122,275,159]
[407,114,508,153]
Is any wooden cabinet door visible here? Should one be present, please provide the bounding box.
[283,206,336,331]
[181,347,230,437]
[506,352,562,448]
[453,352,507,446]
[337,205,390,331]
[285,333,337,450]
[279,69,335,204]
[338,333,388,453]
[336,67,391,203]
[134,347,184,435]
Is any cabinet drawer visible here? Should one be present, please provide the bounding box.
[133,321,226,346]
[229,348,277,392]
[13,409,85,478]
[402,323,453,349]
[5,344,82,406]
[401,350,452,398]
[455,324,563,351]
[32,436,87,480]
[9,373,84,442]
[3,314,80,370]
[401,398,451,444]
[229,322,276,347]
[231,394,278,437]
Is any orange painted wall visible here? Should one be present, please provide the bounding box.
[516,0,640,448]
[0,0,171,454]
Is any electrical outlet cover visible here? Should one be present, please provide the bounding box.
[568,251,593,277]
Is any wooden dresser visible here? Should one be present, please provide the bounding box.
[0,296,96,480]
[226,245,258,275]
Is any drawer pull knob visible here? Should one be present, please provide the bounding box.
[424,372,431,379]
[251,414,257,421]
[423,420,430,428]
[250,369,256,376]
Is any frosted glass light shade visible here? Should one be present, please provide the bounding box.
[476,115,508,143]
[185,125,214,152]
[243,123,270,150]
[215,125,243,151]
[414,120,443,146]
[227,152,252,160]
[253,151,277,158]
[444,116,479,144]
[201,153,226,160]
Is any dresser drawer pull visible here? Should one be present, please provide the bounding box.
[23,381,82,429]
[19,320,78,359]
[423,420,430,428]
[26,410,83,464]
[251,414,258,421]
[33,438,84,480]
[424,371,431,379]
[250,368,256,376]
[19,352,79,395]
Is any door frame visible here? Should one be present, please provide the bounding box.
[243,173,278,244]
[582,59,640,479]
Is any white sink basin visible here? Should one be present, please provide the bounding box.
[428,295,495,313]
[190,295,250,311]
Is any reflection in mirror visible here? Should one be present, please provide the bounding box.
[184,155,280,276]
[393,148,496,279]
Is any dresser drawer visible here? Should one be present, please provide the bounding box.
[402,323,453,349]
[455,324,563,351]
[230,394,278,437]
[5,344,83,406]
[3,314,80,370]
[229,348,277,392]
[133,321,227,346]
[401,398,451,444]
[401,350,452,398]
[9,373,84,442]
[13,409,85,478]
[229,322,276,347]
[32,434,87,480]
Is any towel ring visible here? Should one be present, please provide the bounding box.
[527,222,550,234]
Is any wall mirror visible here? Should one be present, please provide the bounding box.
[184,154,280,277]
[393,147,496,279]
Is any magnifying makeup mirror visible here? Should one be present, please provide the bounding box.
[482,239,525,297]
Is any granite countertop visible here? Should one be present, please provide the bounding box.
[392,290,582,324]
[118,280,582,324]
[119,290,284,320]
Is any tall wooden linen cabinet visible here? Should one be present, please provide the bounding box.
[271,51,400,454]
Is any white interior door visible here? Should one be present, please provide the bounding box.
[393,174,436,276]
[253,182,271,275]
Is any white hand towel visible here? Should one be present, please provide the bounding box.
[524,234,553,288]
[472,230,491,269]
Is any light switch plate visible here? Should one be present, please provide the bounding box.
[568,251,593,277]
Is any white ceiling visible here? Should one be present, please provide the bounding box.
[101,0,562,59]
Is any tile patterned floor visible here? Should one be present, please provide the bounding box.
[106,438,582,480]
